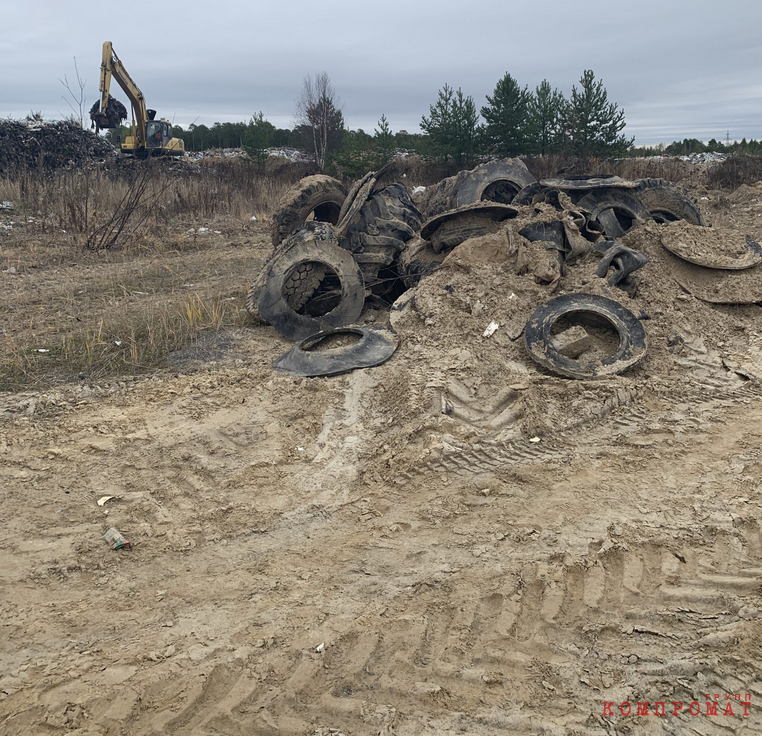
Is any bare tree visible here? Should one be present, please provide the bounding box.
[295,72,344,170]
[59,57,88,129]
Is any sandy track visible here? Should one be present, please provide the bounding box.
[1,337,761,734]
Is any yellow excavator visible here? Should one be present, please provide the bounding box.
[90,41,184,158]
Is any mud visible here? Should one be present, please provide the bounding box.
[659,220,762,268]
[2,189,762,735]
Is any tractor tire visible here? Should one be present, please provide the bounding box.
[341,183,422,290]
[270,175,348,248]
[247,222,337,326]
[454,158,536,207]
[399,237,443,288]
[249,222,365,341]
[246,259,327,323]
[635,178,705,225]
[418,158,535,219]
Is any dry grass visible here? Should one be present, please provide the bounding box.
[521,154,695,184]
[0,157,301,251]
[707,155,762,190]
[0,235,259,391]
[1,293,246,391]
[0,158,294,391]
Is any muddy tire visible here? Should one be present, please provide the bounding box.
[512,182,547,206]
[576,188,652,238]
[249,222,365,341]
[635,178,705,225]
[247,222,336,326]
[341,183,422,289]
[245,281,265,322]
[455,158,536,207]
[524,293,647,379]
[273,326,399,377]
[399,237,443,288]
[246,263,327,324]
[246,250,328,324]
[418,158,535,219]
[270,175,347,248]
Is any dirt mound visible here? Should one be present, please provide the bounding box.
[728,182,762,204]
[363,213,762,455]
[0,117,117,174]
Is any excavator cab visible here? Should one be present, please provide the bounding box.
[146,120,171,150]
[142,119,184,157]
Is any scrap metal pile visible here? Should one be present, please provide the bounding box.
[247,158,762,383]
[0,117,116,174]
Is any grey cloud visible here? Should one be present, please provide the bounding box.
[2,0,761,145]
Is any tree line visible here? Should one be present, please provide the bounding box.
[102,69,759,174]
[636,137,762,157]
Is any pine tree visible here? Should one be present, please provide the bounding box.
[421,84,480,173]
[481,73,532,156]
[528,80,565,155]
[564,70,633,157]
[243,112,274,168]
[331,129,374,178]
[374,114,395,166]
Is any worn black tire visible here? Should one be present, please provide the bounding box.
[576,188,652,238]
[512,182,547,206]
[270,175,347,248]
[635,178,705,225]
[341,183,422,289]
[418,158,536,219]
[273,326,399,377]
[455,158,536,207]
[246,261,327,323]
[250,224,365,341]
[247,222,337,325]
[524,293,648,379]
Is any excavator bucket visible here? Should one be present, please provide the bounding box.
[89,97,128,131]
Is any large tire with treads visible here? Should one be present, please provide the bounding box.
[417,158,535,219]
[341,183,422,290]
[635,178,704,225]
[270,175,347,248]
[247,222,336,325]
[247,222,365,341]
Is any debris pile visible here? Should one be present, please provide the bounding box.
[244,159,762,440]
[185,147,313,163]
[0,117,116,174]
[186,147,247,161]
[679,151,729,164]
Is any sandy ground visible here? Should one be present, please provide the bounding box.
[2,185,762,735]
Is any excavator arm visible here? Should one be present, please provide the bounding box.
[90,41,150,146]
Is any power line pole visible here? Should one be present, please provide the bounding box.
[726,130,730,146]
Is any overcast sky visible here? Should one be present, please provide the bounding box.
[2,0,761,146]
